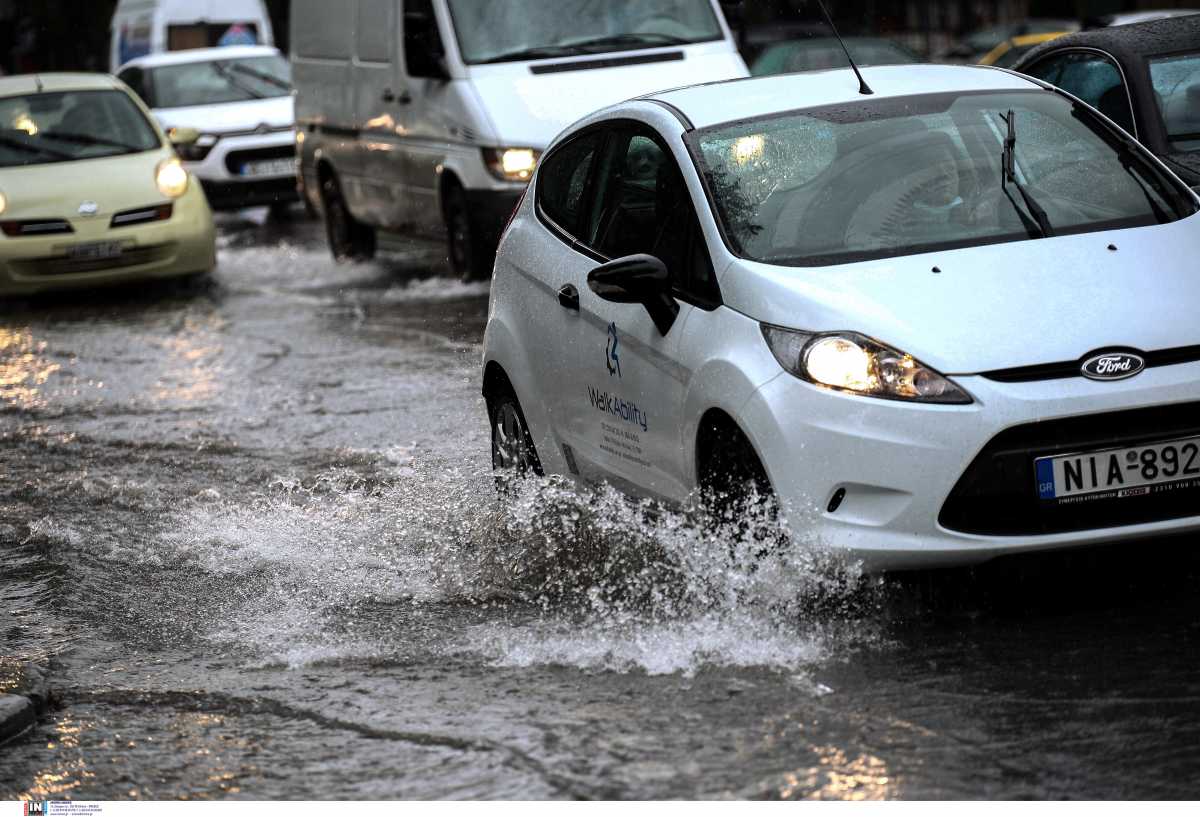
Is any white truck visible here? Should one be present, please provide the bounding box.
[290,0,748,279]
[110,0,275,72]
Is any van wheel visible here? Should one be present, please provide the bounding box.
[445,184,493,281]
[321,172,376,262]
[489,390,543,493]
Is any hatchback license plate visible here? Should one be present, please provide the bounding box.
[241,159,293,178]
[67,241,124,261]
[1036,436,1200,501]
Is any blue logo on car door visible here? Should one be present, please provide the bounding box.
[606,322,622,379]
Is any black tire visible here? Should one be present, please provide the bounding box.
[489,389,543,493]
[321,171,376,262]
[698,419,778,538]
[444,184,495,282]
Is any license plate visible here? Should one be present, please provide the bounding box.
[67,241,124,261]
[240,159,294,178]
[1035,436,1200,502]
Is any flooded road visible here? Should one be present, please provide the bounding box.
[3,211,1200,800]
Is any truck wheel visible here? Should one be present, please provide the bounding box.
[445,184,494,281]
[321,172,376,262]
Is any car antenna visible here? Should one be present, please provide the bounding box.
[34,74,44,93]
[810,0,873,95]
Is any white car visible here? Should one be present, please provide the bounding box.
[116,46,297,211]
[482,63,1200,571]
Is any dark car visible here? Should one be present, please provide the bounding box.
[1013,15,1200,189]
[942,18,1079,62]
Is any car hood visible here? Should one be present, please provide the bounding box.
[723,215,1200,375]
[152,96,294,134]
[465,45,747,148]
[0,148,177,219]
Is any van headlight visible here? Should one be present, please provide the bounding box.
[155,158,190,198]
[483,148,540,182]
[761,326,972,404]
[0,189,7,216]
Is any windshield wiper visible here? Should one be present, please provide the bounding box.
[212,61,267,99]
[479,45,589,64]
[1000,109,1054,239]
[563,33,694,51]
[0,134,75,161]
[40,131,144,152]
[1117,150,1172,224]
[227,62,291,92]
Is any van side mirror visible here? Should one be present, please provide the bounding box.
[404,8,451,81]
[587,254,679,336]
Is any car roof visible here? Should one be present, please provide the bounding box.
[118,45,281,71]
[649,64,1041,130]
[0,73,123,98]
[1015,14,1200,70]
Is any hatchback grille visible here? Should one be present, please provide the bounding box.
[1,219,74,237]
[111,204,173,228]
[940,402,1200,536]
[982,345,1200,383]
[11,244,174,277]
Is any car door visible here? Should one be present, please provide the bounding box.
[555,125,711,504]
[1024,49,1138,137]
[352,0,409,228]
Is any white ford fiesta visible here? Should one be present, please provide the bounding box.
[481,63,1200,571]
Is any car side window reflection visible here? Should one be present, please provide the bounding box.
[1027,51,1136,136]
[537,131,603,239]
[587,130,719,307]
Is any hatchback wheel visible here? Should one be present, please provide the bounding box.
[321,172,376,262]
[490,392,542,490]
[699,419,778,539]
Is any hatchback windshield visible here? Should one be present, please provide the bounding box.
[446,0,724,64]
[1149,53,1200,153]
[148,55,292,108]
[0,90,160,168]
[689,90,1196,267]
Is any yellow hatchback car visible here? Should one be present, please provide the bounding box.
[0,73,216,297]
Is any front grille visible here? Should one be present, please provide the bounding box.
[111,204,173,228]
[225,144,295,175]
[940,402,1200,536]
[11,244,174,277]
[982,345,1200,383]
[1,219,74,237]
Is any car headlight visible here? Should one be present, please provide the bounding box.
[155,158,190,198]
[761,325,972,404]
[0,189,7,217]
[483,147,540,182]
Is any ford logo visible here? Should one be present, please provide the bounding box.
[1082,351,1146,381]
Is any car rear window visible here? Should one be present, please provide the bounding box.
[1149,52,1200,153]
[688,89,1197,267]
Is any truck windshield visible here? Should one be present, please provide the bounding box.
[688,90,1197,267]
[446,0,724,65]
[0,90,160,168]
[149,54,292,109]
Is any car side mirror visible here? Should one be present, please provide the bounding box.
[168,127,200,147]
[587,254,679,336]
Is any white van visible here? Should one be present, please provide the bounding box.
[290,0,748,279]
[110,0,275,72]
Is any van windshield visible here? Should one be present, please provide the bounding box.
[688,90,1197,267]
[148,54,292,109]
[446,0,724,65]
[0,90,161,168]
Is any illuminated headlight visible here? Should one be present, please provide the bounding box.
[762,326,972,404]
[483,147,540,182]
[0,190,7,217]
[155,158,190,198]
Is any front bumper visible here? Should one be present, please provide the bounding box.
[745,363,1200,571]
[185,130,297,210]
[0,183,216,297]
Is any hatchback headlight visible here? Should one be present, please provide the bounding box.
[155,158,189,198]
[762,325,972,404]
[483,147,540,182]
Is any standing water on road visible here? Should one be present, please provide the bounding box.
[3,214,1200,799]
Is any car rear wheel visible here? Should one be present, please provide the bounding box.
[445,184,494,282]
[489,391,543,492]
[321,172,376,262]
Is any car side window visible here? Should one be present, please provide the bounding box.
[119,68,150,106]
[537,131,604,240]
[587,130,719,306]
[1027,51,1136,135]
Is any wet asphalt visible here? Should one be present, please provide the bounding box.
[1,209,1199,800]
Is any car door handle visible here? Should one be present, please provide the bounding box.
[558,284,580,312]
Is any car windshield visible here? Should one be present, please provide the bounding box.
[688,90,1197,267]
[0,89,161,168]
[446,0,724,64]
[1149,52,1200,153]
[149,54,292,108]
[752,39,916,76]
